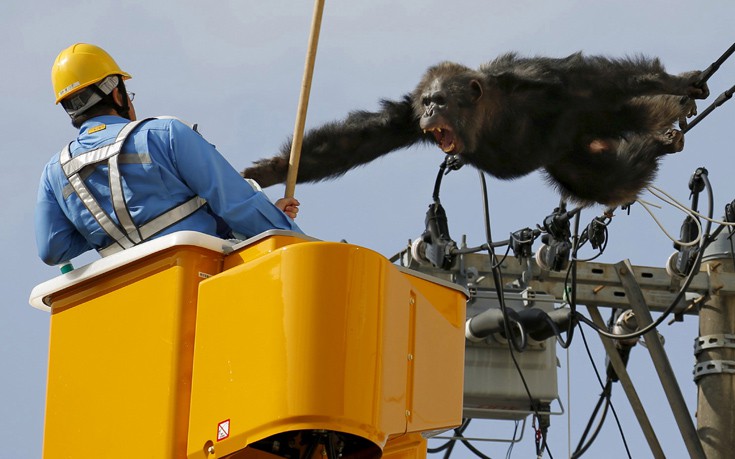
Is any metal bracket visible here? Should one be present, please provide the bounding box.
[694,334,735,354]
[693,360,735,381]
[615,260,706,459]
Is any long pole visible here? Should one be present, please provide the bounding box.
[284,0,325,198]
[698,231,735,458]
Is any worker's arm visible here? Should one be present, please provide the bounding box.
[35,166,92,266]
[167,120,303,237]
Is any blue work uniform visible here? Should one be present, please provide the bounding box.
[35,115,301,266]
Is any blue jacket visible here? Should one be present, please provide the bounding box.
[36,115,301,265]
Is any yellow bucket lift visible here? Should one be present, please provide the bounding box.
[30,230,467,458]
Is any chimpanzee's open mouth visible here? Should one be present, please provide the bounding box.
[424,127,456,153]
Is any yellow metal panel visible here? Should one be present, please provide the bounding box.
[403,275,466,432]
[42,248,222,458]
[223,234,309,271]
[382,433,428,459]
[187,241,466,458]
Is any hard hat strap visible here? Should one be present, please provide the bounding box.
[61,75,119,117]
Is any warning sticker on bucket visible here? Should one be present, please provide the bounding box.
[217,419,230,441]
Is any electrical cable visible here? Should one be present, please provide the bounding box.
[573,248,607,263]
[637,195,703,247]
[681,41,735,133]
[550,210,582,350]
[445,419,471,459]
[460,437,494,459]
[574,216,610,262]
[695,42,735,85]
[574,326,633,459]
[478,172,527,353]
[572,311,615,458]
[544,435,555,459]
[427,418,471,456]
[505,421,521,459]
[648,185,735,227]
[452,240,511,255]
[682,82,735,134]
[571,380,612,459]
[566,211,581,349]
[491,243,513,269]
[477,170,553,457]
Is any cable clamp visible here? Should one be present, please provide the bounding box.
[693,359,735,381]
[693,334,735,354]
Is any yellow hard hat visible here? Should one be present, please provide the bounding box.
[51,43,131,104]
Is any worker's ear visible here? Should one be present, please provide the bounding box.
[111,87,125,106]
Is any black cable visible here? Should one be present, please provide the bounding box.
[478,171,527,353]
[452,239,511,255]
[429,418,471,458]
[491,243,513,269]
[575,325,633,459]
[504,421,520,459]
[427,441,454,454]
[562,211,582,349]
[682,83,735,134]
[428,420,468,455]
[681,41,735,133]
[571,380,612,459]
[572,312,615,458]
[477,170,554,458]
[433,159,448,202]
[696,42,735,85]
[575,217,610,262]
[550,211,582,350]
[460,437,494,459]
[544,439,555,459]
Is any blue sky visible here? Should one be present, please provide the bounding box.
[2,1,734,457]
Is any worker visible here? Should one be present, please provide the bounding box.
[36,43,302,266]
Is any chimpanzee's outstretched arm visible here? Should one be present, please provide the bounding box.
[243,95,427,187]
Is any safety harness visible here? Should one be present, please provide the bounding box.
[59,117,207,257]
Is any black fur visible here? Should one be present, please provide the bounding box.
[243,52,708,206]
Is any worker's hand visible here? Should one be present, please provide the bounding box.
[275,197,300,219]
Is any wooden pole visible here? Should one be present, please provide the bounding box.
[284,0,325,198]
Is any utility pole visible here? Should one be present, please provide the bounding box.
[697,230,735,458]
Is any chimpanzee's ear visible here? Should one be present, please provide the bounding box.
[470,79,483,103]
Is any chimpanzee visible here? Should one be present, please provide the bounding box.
[242,52,709,206]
